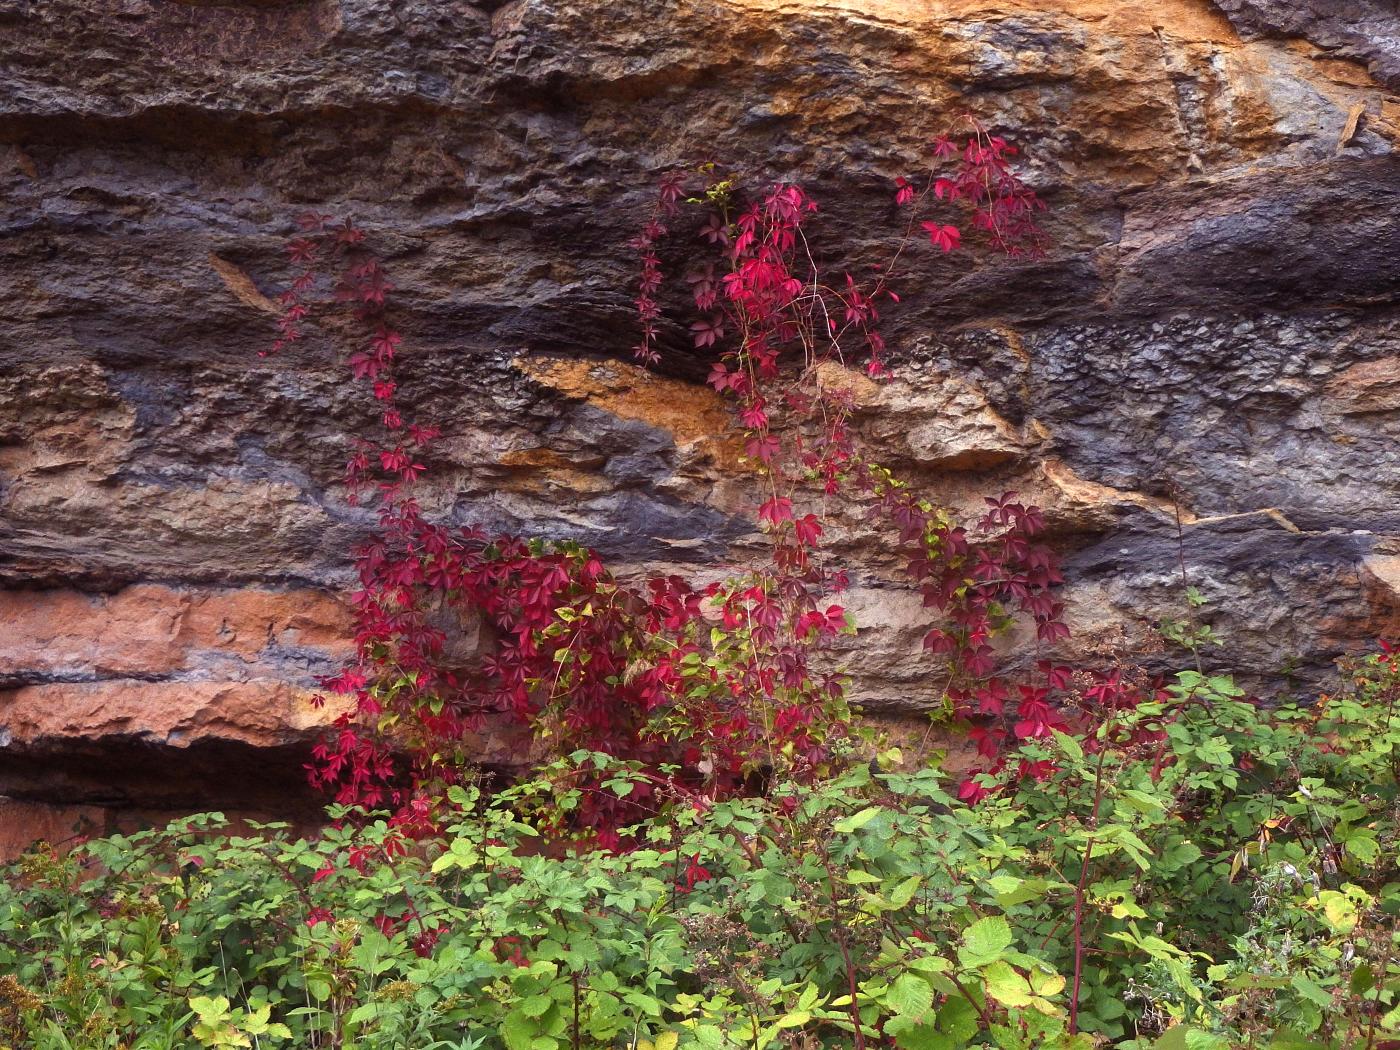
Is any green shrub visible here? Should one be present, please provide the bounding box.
[2,653,1398,1050]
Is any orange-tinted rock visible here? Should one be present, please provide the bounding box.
[1327,358,1400,415]
[0,587,183,678]
[0,585,352,678]
[0,798,106,860]
[0,680,351,750]
[516,357,747,472]
[179,588,355,660]
[1358,555,1400,643]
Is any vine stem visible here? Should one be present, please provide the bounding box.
[819,856,868,1050]
[572,971,581,1050]
[1070,732,1111,1034]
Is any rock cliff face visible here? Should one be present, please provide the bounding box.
[2,0,1398,856]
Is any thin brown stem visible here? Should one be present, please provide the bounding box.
[1070,738,1111,1034]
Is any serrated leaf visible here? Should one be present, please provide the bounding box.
[1318,890,1360,933]
[888,973,934,1020]
[987,875,1055,907]
[1029,968,1066,997]
[982,961,1033,1007]
[502,1011,537,1050]
[1161,840,1203,869]
[893,1020,954,1050]
[188,996,229,1020]
[958,915,1013,966]
[347,1002,382,1025]
[1119,789,1166,819]
[1343,831,1380,865]
[690,1025,726,1049]
[446,785,472,806]
[909,955,951,975]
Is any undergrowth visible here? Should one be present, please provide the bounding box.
[2,651,1398,1048]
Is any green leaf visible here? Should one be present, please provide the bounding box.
[502,1011,538,1050]
[834,806,882,834]
[1119,789,1166,819]
[981,961,1033,1007]
[446,785,473,806]
[845,869,883,885]
[1160,840,1203,869]
[986,875,1055,907]
[892,1021,954,1050]
[1206,675,1243,698]
[888,973,934,1020]
[1051,730,1084,763]
[936,997,979,1042]
[189,996,230,1021]
[1318,890,1360,933]
[958,915,1013,967]
[1263,1033,1329,1050]
[347,1002,383,1025]
[888,874,922,909]
[1185,1033,1230,1050]
[1341,829,1379,864]
[1289,973,1333,1008]
[1029,967,1065,998]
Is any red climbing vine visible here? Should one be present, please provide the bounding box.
[631,118,1097,802]
[266,116,1140,838]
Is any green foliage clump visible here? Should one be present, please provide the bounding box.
[2,653,1399,1050]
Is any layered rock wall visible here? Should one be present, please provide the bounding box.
[2,0,1399,854]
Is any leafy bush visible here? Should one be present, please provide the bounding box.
[3,651,1398,1049]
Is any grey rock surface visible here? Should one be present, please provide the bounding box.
[1,0,1398,830]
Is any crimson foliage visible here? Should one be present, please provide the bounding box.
[268,119,1134,839]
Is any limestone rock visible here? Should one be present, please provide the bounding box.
[1,0,1398,846]
[1212,0,1400,90]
